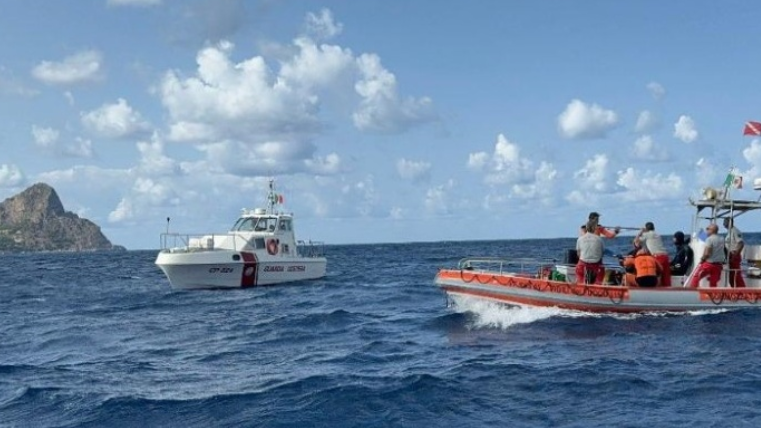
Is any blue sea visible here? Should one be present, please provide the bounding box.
[3,238,761,428]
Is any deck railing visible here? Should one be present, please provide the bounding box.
[159,232,247,252]
[159,233,326,258]
[455,256,626,284]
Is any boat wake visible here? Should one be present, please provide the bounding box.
[447,294,732,329]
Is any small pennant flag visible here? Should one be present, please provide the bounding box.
[734,175,743,189]
[744,121,761,136]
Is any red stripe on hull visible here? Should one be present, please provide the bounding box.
[240,252,258,288]
[436,269,630,300]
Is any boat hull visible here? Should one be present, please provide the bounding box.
[155,250,327,290]
[435,269,761,313]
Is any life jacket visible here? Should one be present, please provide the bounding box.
[633,255,659,277]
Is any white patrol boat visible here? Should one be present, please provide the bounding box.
[155,180,327,289]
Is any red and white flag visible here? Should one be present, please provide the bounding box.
[743,121,761,136]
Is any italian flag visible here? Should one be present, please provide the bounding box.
[724,170,743,189]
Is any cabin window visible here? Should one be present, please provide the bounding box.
[231,218,245,230]
[236,218,255,231]
[279,219,292,231]
[254,238,265,249]
[253,218,267,231]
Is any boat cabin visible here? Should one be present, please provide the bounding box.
[216,207,298,256]
[231,209,293,234]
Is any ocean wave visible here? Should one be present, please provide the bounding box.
[4,245,761,427]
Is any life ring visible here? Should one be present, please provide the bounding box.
[266,239,279,255]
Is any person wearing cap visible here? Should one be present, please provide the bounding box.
[621,248,661,287]
[689,223,725,288]
[634,222,672,287]
[669,231,694,276]
[586,212,620,239]
[576,224,605,284]
[723,217,746,288]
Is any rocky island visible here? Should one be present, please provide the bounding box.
[0,183,122,252]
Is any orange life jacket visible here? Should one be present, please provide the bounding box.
[634,255,659,277]
[623,254,660,277]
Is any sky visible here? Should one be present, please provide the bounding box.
[3,0,761,250]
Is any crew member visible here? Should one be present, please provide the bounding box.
[723,217,746,288]
[587,212,621,238]
[576,221,605,284]
[622,249,661,287]
[634,222,672,287]
[670,231,694,276]
[690,223,725,288]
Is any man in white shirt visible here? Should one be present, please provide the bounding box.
[576,224,604,284]
[690,223,726,288]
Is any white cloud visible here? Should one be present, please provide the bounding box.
[339,176,380,217]
[165,121,217,142]
[31,126,94,158]
[108,198,134,222]
[424,180,455,215]
[160,32,434,177]
[200,140,324,176]
[32,50,103,85]
[280,37,355,91]
[478,134,533,185]
[136,136,181,176]
[634,110,659,134]
[673,115,698,143]
[397,158,431,183]
[565,189,598,206]
[36,165,128,187]
[31,126,60,149]
[566,154,609,207]
[616,167,683,201]
[469,134,557,200]
[557,99,618,140]
[304,9,343,41]
[510,161,558,201]
[305,153,342,175]
[573,154,609,192]
[0,164,25,187]
[109,176,183,223]
[160,40,322,143]
[742,141,761,181]
[631,135,669,161]
[66,137,94,158]
[353,53,437,134]
[467,152,489,171]
[81,98,152,139]
[302,175,382,218]
[695,158,726,189]
[647,82,666,100]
